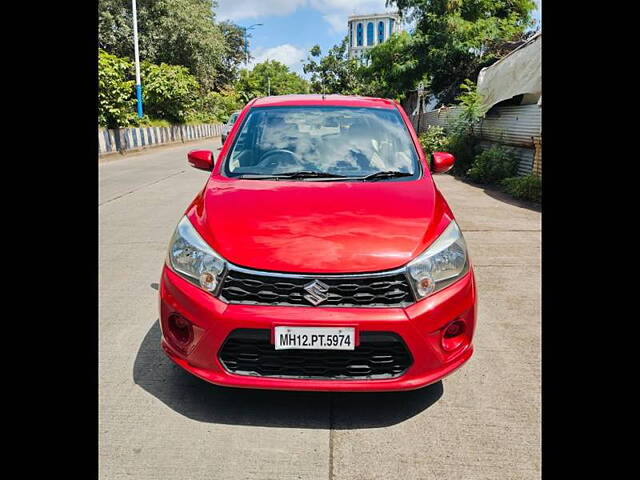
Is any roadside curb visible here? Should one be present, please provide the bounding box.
[98,123,223,157]
[98,135,221,162]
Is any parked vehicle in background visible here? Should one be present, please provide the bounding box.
[161,94,476,392]
[221,111,241,144]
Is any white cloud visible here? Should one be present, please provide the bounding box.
[310,0,394,32]
[216,0,397,76]
[322,14,345,34]
[216,0,307,21]
[216,0,394,31]
[249,44,308,74]
[311,0,392,13]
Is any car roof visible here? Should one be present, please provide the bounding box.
[248,94,397,109]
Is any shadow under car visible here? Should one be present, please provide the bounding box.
[133,319,444,429]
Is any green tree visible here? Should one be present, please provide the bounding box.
[388,0,536,104]
[359,31,425,100]
[235,60,309,102]
[99,0,226,90]
[193,87,244,123]
[217,21,248,89]
[448,79,487,177]
[302,37,363,95]
[140,61,200,124]
[98,0,134,56]
[453,79,487,131]
[98,49,137,128]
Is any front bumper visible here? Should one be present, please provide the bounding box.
[159,264,476,392]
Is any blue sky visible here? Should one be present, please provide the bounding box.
[215,0,542,77]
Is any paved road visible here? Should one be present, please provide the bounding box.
[99,139,541,480]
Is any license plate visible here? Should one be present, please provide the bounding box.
[274,326,355,350]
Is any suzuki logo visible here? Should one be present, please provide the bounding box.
[303,280,330,306]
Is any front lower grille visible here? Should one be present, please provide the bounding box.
[218,329,413,379]
[219,267,415,307]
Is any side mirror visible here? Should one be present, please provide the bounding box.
[431,152,455,174]
[187,150,214,171]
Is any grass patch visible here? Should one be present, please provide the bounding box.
[500,174,542,203]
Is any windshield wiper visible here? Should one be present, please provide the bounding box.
[273,171,349,179]
[360,171,414,181]
[239,171,349,180]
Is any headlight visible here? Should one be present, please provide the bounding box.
[407,221,468,299]
[167,216,226,295]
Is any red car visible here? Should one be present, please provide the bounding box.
[159,95,476,392]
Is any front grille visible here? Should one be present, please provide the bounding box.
[219,268,415,307]
[218,329,413,379]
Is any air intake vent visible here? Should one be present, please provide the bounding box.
[218,329,413,379]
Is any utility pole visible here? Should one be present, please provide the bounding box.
[416,82,425,134]
[132,0,143,118]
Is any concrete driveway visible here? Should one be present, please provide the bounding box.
[99,139,540,479]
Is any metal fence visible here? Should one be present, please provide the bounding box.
[412,104,542,176]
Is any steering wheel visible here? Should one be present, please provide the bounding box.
[255,149,302,170]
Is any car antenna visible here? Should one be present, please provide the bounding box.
[322,82,326,100]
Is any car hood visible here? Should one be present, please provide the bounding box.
[187,176,453,274]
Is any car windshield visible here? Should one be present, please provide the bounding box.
[223,106,420,179]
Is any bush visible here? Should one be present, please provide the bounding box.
[416,125,476,176]
[188,87,243,124]
[99,51,242,127]
[467,145,518,184]
[419,126,449,153]
[140,62,200,124]
[418,126,449,168]
[136,116,171,127]
[98,50,137,128]
[447,132,477,177]
[455,79,487,125]
[445,79,486,177]
[501,175,542,203]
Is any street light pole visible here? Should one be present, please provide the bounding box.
[243,23,263,66]
[244,28,248,65]
[132,0,143,118]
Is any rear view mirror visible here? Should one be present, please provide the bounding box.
[431,152,455,174]
[187,150,214,171]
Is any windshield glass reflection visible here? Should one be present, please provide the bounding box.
[224,106,420,179]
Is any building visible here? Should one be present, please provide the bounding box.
[347,13,402,61]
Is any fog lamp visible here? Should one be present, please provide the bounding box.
[441,319,467,352]
[168,314,193,345]
[444,320,465,338]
